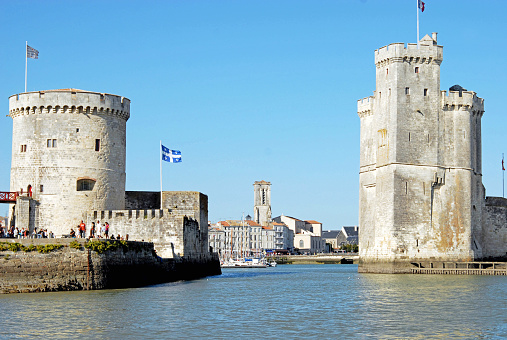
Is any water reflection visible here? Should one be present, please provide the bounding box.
[0,265,505,339]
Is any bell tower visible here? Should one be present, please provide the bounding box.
[253,180,271,226]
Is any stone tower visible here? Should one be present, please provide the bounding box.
[8,89,130,236]
[253,180,271,226]
[357,33,485,273]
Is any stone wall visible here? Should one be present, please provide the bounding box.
[86,210,197,259]
[481,197,507,260]
[125,191,160,210]
[88,191,209,259]
[0,239,220,294]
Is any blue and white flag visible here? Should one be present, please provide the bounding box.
[162,145,182,163]
[27,45,39,59]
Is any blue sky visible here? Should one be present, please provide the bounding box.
[1,0,506,229]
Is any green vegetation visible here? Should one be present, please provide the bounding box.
[69,240,82,250]
[0,240,150,255]
[340,243,359,253]
[84,240,149,254]
[0,242,64,253]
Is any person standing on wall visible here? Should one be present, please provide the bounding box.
[96,220,102,238]
[79,220,86,238]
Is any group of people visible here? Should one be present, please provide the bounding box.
[69,220,128,240]
[0,225,54,239]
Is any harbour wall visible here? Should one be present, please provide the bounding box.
[0,239,221,294]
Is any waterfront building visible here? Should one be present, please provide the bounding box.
[272,214,305,234]
[294,230,324,255]
[357,33,507,273]
[321,230,340,250]
[210,219,293,259]
[304,220,322,237]
[336,226,359,247]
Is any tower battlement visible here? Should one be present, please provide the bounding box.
[375,34,443,67]
[8,89,130,120]
[441,90,484,112]
[357,96,374,118]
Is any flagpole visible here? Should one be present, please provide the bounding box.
[416,0,420,49]
[25,41,28,92]
[160,140,163,210]
[503,153,505,198]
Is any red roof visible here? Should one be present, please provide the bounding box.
[305,220,321,224]
[245,220,261,226]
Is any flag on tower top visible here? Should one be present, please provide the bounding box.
[502,158,505,171]
[418,0,425,12]
[27,45,39,59]
[161,145,182,163]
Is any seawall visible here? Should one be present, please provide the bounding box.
[0,239,221,294]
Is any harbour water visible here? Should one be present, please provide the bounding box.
[0,264,505,339]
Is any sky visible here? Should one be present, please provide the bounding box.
[1,0,506,229]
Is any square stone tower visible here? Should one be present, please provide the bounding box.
[357,33,485,273]
[253,180,271,226]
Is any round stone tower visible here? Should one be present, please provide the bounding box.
[8,89,130,236]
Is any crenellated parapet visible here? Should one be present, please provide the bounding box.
[8,89,130,121]
[441,90,484,115]
[375,35,443,68]
[357,96,374,118]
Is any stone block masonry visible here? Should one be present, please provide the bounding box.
[356,33,507,273]
[0,239,221,294]
[93,191,209,259]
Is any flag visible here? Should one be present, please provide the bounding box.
[503,158,505,171]
[162,145,182,163]
[418,0,425,12]
[27,45,39,59]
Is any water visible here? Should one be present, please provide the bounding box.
[0,264,505,339]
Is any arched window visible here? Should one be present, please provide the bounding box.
[77,178,96,191]
[299,240,304,248]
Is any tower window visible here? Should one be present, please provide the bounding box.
[405,87,410,95]
[40,185,44,193]
[386,68,389,75]
[47,139,57,148]
[77,179,96,191]
[415,67,419,73]
[20,144,27,153]
[95,139,101,152]
[408,132,411,142]
[424,88,428,96]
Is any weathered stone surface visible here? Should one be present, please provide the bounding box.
[8,89,129,237]
[357,33,507,273]
[0,239,220,294]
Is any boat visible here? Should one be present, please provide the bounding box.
[221,258,268,268]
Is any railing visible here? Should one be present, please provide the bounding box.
[0,192,18,203]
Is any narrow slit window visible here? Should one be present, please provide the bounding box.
[415,67,419,73]
[405,182,408,194]
[20,144,27,152]
[40,185,44,193]
[424,88,428,96]
[409,132,411,142]
[52,139,57,148]
[405,87,410,95]
[95,139,101,152]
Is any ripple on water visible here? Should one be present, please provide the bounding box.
[0,265,505,339]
